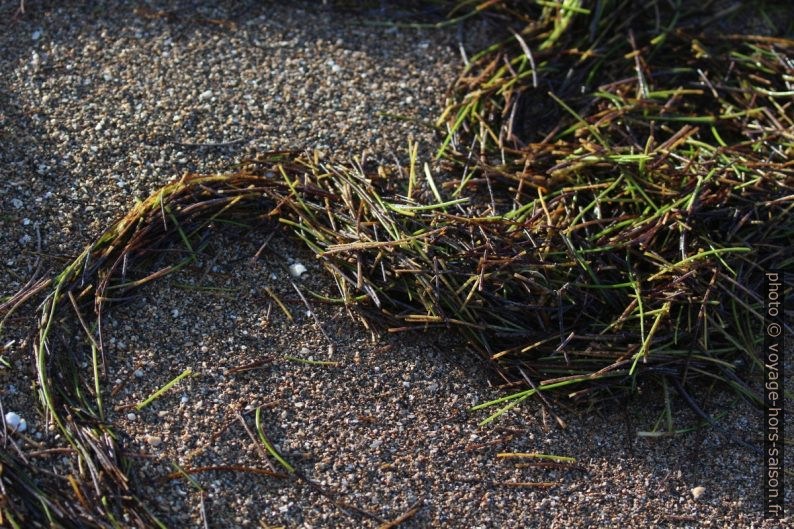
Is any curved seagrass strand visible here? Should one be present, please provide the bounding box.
[25,176,279,528]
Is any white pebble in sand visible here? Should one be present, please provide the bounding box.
[288,262,307,278]
[326,59,342,73]
[198,89,213,102]
[134,369,144,378]
[4,411,27,432]
[127,413,136,421]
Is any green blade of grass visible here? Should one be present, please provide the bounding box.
[255,406,295,474]
[135,368,192,411]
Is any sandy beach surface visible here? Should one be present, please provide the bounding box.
[1,2,791,527]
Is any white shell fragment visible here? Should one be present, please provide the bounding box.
[4,411,27,432]
[691,486,706,500]
[288,262,308,278]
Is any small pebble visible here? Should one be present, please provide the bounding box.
[145,435,163,447]
[171,308,180,318]
[127,413,137,421]
[198,89,213,101]
[4,411,27,432]
[134,368,144,378]
[31,30,42,40]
